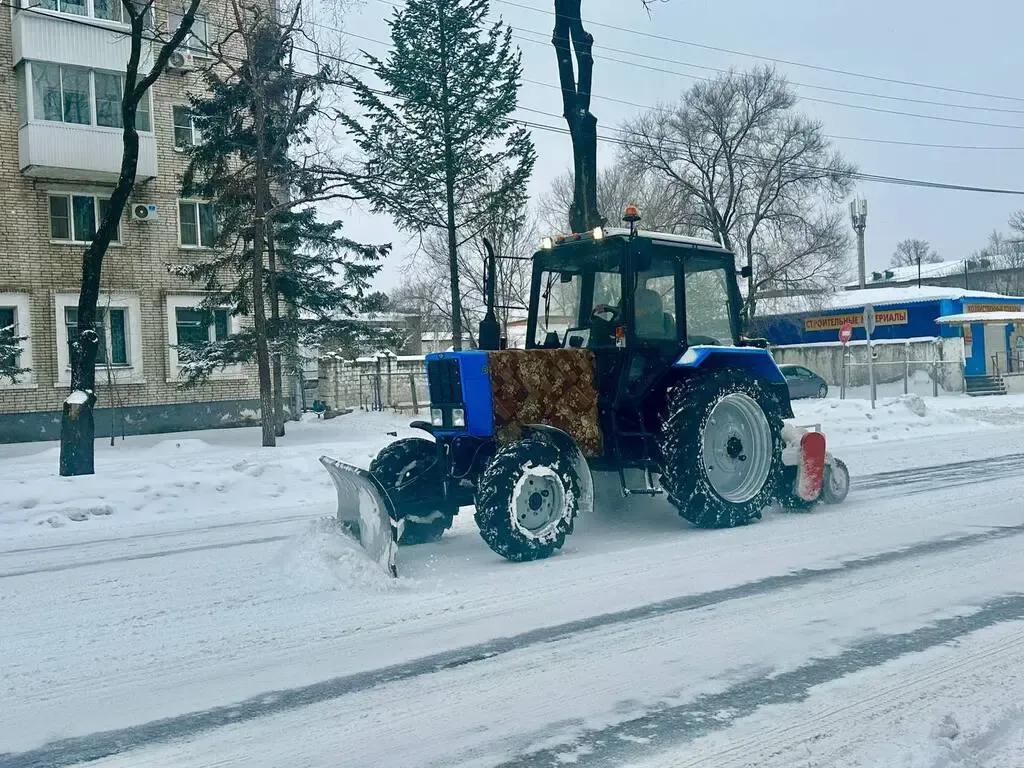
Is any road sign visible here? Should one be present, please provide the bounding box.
[863,304,876,335]
[839,322,853,344]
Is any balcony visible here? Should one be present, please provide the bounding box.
[19,122,157,182]
[11,6,152,72]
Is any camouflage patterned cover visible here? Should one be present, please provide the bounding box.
[486,349,604,457]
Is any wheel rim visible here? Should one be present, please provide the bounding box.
[819,385,827,398]
[701,392,773,503]
[511,467,566,536]
[829,463,850,497]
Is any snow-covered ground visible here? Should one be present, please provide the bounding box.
[3,393,1024,767]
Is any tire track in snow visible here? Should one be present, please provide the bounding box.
[0,535,291,579]
[495,593,1024,768]
[5,522,1024,768]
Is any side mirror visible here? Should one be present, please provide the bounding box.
[739,265,753,278]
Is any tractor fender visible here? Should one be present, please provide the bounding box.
[521,424,595,519]
[674,345,793,418]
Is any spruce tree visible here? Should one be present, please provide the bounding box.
[173,1,388,445]
[341,0,535,350]
[0,322,28,384]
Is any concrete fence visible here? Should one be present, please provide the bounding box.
[318,354,428,413]
[770,336,967,396]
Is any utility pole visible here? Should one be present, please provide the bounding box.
[850,199,868,289]
[917,255,922,289]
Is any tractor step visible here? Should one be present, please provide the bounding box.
[617,465,664,497]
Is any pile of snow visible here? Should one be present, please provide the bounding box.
[273,518,408,594]
[0,411,417,545]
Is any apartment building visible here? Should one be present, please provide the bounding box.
[0,0,272,443]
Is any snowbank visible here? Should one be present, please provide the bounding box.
[5,394,1024,547]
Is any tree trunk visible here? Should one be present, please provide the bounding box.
[446,186,462,351]
[252,95,276,447]
[59,53,142,477]
[267,229,285,437]
[553,0,603,233]
[58,0,199,475]
[438,8,462,351]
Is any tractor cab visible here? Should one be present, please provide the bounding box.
[527,222,744,355]
[525,214,751,430]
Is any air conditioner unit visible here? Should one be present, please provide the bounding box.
[167,51,196,71]
[131,203,159,222]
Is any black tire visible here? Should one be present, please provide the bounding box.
[817,384,828,398]
[822,458,850,504]
[474,439,580,562]
[658,367,785,528]
[369,437,456,546]
[778,466,818,512]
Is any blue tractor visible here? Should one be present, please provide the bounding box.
[322,209,849,576]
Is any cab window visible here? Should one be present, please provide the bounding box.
[684,259,735,346]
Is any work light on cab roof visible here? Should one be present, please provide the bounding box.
[540,204,639,249]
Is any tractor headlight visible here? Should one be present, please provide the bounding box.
[430,408,443,427]
[452,408,465,428]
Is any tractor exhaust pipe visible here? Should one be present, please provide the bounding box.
[478,237,501,351]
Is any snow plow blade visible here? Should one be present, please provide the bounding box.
[319,456,400,577]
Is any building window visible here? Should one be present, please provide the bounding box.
[49,194,120,243]
[33,0,152,25]
[167,10,209,53]
[178,201,217,248]
[65,306,128,366]
[0,306,21,369]
[27,63,151,131]
[0,293,34,387]
[172,105,200,149]
[175,307,229,347]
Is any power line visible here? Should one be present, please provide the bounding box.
[507,25,1024,116]
[492,0,1024,105]
[10,1,1024,196]
[340,26,1024,152]
[502,29,1024,132]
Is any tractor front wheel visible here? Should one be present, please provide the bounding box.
[369,437,456,546]
[474,439,581,562]
[659,368,785,528]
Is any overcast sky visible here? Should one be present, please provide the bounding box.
[327,0,1024,292]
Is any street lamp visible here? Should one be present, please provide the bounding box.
[849,199,868,289]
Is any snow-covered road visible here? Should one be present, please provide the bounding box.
[3,395,1024,767]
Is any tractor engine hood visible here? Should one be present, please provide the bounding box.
[424,349,604,457]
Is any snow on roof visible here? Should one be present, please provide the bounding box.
[936,311,1024,324]
[840,257,1011,289]
[759,285,1020,318]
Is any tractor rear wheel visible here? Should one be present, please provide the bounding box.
[369,437,456,546]
[658,368,785,528]
[474,438,581,562]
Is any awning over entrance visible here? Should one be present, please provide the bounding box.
[936,311,1024,325]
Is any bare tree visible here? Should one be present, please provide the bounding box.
[539,156,700,235]
[619,66,855,323]
[891,238,942,267]
[396,183,537,348]
[60,0,201,477]
[974,227,1024,295]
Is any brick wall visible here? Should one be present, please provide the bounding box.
[0,1,279,435]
